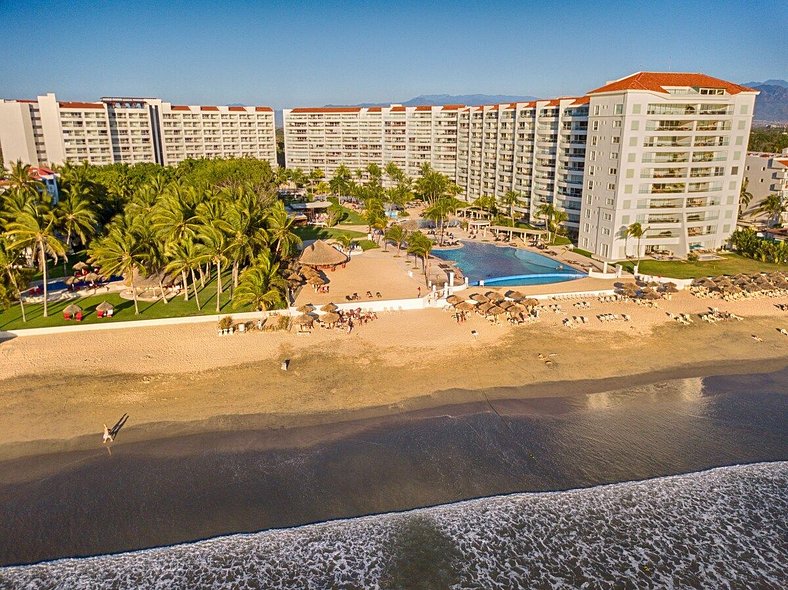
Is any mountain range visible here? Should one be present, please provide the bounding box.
[743,80,788,123]
[326,93,537,108]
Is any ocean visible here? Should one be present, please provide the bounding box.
[1,368,787,588]
[2,462,786,588]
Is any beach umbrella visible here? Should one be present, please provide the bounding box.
[287,271,304,282]
[85,272,100,282]
[487,305,506,315]
[321,302,339,312]
[508,303,526,314]
[307,276,326,286]
[63,303,82,315]
[498,301,515,311]
[65,276,77,286]
[73,261,88,271]
[298,303,315,313]
[662,284,680,294]
[321,312,341,325]
[485,291,504,302]
[298,240,349,268]
[522,298,539,308]
[455,301,476,312]
[293,313,315,326]
[469,293,489,303]
[96,301,114,312]
[505,290,525,301]
[446,295,463,305]
[643,290,662,300]
[477,302,494,314]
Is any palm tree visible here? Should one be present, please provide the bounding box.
[165,238,203,308]
[384,224,407,256]
[199,224,229,313]
[55,189,97,274]
[407,231,433,277]
[535,203,556,243]
[266,201,302,260]
[500,190,522,224]
[233,256,288,311]
[329,165,352,199]
[385,162,406,185]
[625,222,646,267]
[151,187,200,246]
[5,160,45,200]
[0,237,32,322]
[423,196,461,245]
[88,227,146,315]
[757,193,787,227]
[5,203,65,317]
[738,177,753,218]
[550,210,569,242]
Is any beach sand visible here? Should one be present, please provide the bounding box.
[1,290,788,461]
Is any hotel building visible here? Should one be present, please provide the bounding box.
[284,73,757,260]
[0,93,277,168]
[743,149,788,220]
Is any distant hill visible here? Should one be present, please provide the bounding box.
[326,93,537,108]
[744,80,788,123]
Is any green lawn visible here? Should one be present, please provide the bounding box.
[572,248,594,259]
[549,236,572,246]
[0,271,251,331]
[616,253,784,279]
[294,226,378,250]
[337,206,366,225]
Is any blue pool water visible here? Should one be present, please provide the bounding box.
[433,241,585,287]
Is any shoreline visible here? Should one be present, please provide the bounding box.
[2,353,786,465]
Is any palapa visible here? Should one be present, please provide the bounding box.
[293,313,316,325]
[320,312,341,324]
[298,303,315,313]
[485,291,505,302]
[73,261,88,271]
[446,295,463,305]
[505,290,525,301]
[321,302,339,312]
[307,275,326,286]
[85,272,100,282]
[469,293,489,303]
[476,302,494,314]
[298,240,349,268]
[96,301,114,312]
[63,303,82,314]
[487,305,506,315]
[455,301,476,312]
[522,298,539,308]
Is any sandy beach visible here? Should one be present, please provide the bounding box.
[1,289,788,461]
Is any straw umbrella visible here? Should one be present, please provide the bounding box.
[307,275,325,286]
[85,272,100,283]
[293,313,315,326]
[298,303,315,313]
[487,305,506,316]
[508,303,526,314]
[321,312,341,325]
[477,302,494,314]
[73,261,88,271]
[446,295,463,305]
[96,301,114,313]
[498,301,515,311]
[65,276,77,286]
[485,291,504,302]
[321,302,339,312]
[469,293,489,303]
[298,240,349,269]
[456,301,476,312]
[505,290,525,301]
[63,303,82,316]
[522,298,539,309]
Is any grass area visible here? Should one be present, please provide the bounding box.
[337,206,366,225]
[549,236,572,246]
[294,226,378,250]
[33,251,89,281]
[0,271,251,331]
[616,253,784,279]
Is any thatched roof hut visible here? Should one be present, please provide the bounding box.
[96,301,114,312]
[299,240,349,268]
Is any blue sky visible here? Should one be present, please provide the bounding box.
[1,0,785,108]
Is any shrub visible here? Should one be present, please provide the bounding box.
[218,315,233,330]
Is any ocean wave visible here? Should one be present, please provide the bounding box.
[3,462,786,589]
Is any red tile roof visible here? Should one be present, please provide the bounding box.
[415,105,432,112]
[587,72,757,95]
[775,158,788,168]
[255,106,273,112]
[441,104,465,110]
[367,107,382,112]
[571,96,591,105]
[229,106,246,112]
[200,106,219,111]
[390,106,406,112]
[171,105,190,111]
[59,101,104,109]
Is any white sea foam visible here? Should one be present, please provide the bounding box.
[2,462,786,589]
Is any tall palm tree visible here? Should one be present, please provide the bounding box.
[5,203,65,317]
[738,177,753,218]
[88,227,146,315]
[266,201,302,260]
[550,209,569,241]
[224,194,269,293]
[329,165,352,199]
[151,187,200,246]
[625,222,646,266]
[535,203,556,243]
[384,224,407,256]
[199,224,229,313]
[165,238,204,309]
[757,193,787,227]
[233,255,288,311]
[55,189,97,274]
[384,162,406,184]
[424,196,461,245]
[500,190,522,224]
[5,160,45,200]
[407,231,433,277]
[0,237,32,322]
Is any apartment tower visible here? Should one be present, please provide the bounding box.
[0,94,277,168]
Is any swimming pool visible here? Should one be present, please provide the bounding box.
[432,241,585,287]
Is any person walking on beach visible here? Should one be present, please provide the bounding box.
[102,413,129,455]
[417,286,422,298]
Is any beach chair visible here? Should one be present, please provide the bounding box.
[75,311,83,322]
[63,312,72,321]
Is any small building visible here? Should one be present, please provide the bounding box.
[744,149,788,223]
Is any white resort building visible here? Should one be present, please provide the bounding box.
[0,94,277,168]
[284,72,757,260]
[743,149,788,220]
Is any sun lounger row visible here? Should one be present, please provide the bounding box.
[597,314,630,323]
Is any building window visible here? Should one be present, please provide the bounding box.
[594,105,600,116]
[611,152,618,160]
[614,104,624,115]
[613,120,622,128]
[612,136,620,144]
[607,183,616,190]
[591,136,598,146]
[601,228,611,236]
[587,180,594,189]
[732,166,738,175]
[592,121,599,131]
[609,168,617,175]
[602,213,612,221]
